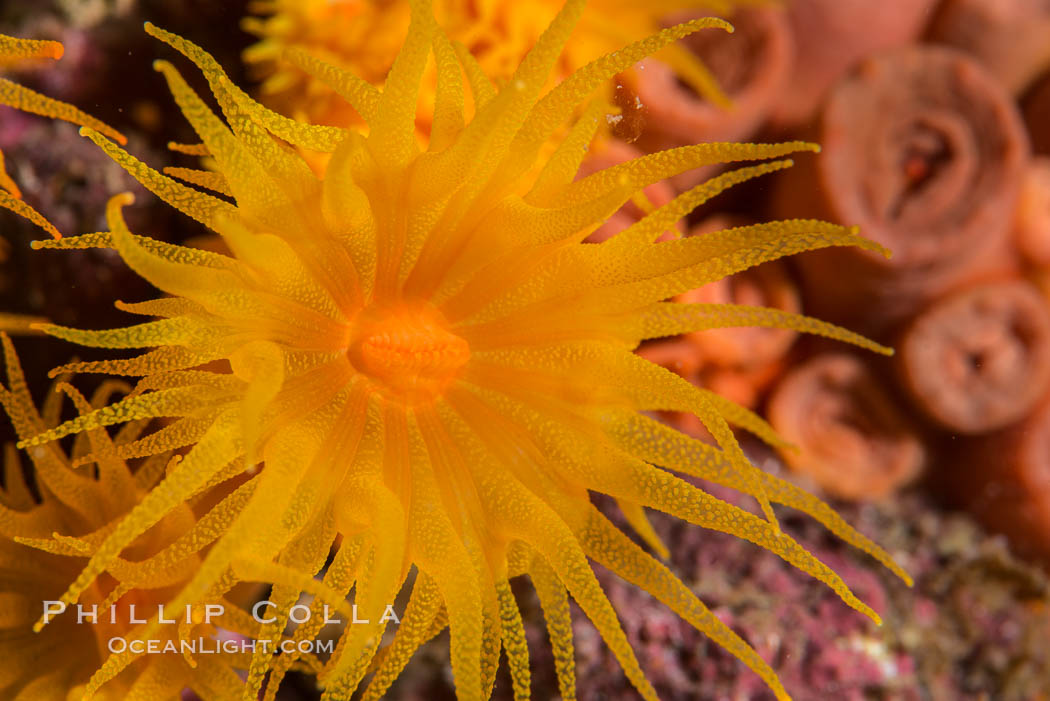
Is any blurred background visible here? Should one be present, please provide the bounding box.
[1,0,1049,699]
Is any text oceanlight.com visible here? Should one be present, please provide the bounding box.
[107,637,338,656]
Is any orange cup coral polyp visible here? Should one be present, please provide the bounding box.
[0,336,245,700]
[14,1,909,699]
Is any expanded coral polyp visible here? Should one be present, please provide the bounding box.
[5,5,912,699]
[349,303,469,401]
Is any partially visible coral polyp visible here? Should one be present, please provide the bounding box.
[928,0,1050,95]
[768,353,926,501]
[768,0,937,130]
[0,335,246,699]
[243,0,412,128]
[242,0,749,135]
[1014,158,1050,266]
[775,46,1028,334]
[633,6,793,164]
[897,280,1050,434]
[949,394,1050,562]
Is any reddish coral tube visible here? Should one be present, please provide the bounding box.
[767,353,925,501]
[768,0,937,130]
[948,395,1050,561]
[927,0,1050,94]
[776,47,1029,333]
[636,338,703,380]
[1013,158,1050,267]
[632,7,793,150]
[897,280,1050,434]
[700,359,786,411]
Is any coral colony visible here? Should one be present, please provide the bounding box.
[1,1,912,700]
[243,0,744,129]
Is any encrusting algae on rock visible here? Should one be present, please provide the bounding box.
[9,1,912,699]
[0,334,249,700]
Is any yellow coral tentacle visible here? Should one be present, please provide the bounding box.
[359,573,445,701]
[80,127,237,229]
[163,166,234,197]
[282,46,381,123]
[30,229,238,270]
[29,410,242,631]
[602,410,914,586]
[453,40,496,109]
[0,149,20,197]
[515,18,732,157]
[144,22,345,152]
[0,34,64,63]
[430,29,466,152]
[616,499,670,560]
[495,577,532,700]
[0,189,61,238]
[636,302,894,355]
[0,77,126,144]
[560,142,818,206]
[369,0,436,166]
[529,554,577,701]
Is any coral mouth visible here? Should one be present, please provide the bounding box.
[347,303,470,401]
